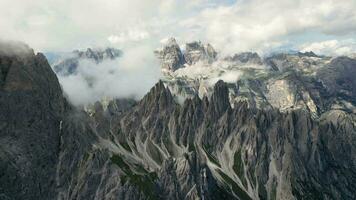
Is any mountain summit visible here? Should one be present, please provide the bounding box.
[53,47,122,76]
[0,42,356,200]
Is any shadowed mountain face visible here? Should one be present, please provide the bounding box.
[0,43,356,200]
[0,43,66,200]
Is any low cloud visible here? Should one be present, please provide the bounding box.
[0,40,33,56]
[58,45,161,106]
[108,28,150,44]
[1,0,356,55]
[178,0,356,55]
[173,60,267,86]
[300,39,356,56]
[207,70,243,85]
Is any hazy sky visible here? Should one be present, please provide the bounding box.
[1,0,356,56]
[2,0,356,106]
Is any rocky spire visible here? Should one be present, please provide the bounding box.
[54,47,122,76]
[139,80,175,116]
[224,52,262,65]
[155,37,186,72]
[208,80,230,119]
[184,41,217,65]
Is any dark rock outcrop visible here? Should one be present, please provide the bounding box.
[154,38,186,71]
[0,42,356,200]
[0,42,66,200]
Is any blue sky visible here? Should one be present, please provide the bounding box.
[0,0,356,56]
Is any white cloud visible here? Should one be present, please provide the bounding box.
[108,29,150,44]
[0,0,356,54]
[178,0,356,55]
[0,0,217,51]
[207,70,243,85]
[58,44,161,106]
[0,40,33,56]
[300,39,356,56]
[173,60,268,87]
[2,0,356,106]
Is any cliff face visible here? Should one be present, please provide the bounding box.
[0,42,66,200]
[0,43,356,200]
[154,38,186,71]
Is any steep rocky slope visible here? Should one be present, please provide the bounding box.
[0,42,356,200]
[157,39,356,117]
[0,42,66,199]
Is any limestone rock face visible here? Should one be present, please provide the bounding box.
[184,41,217,65]
[224,52,263,65]
[0,42,66,200]
[155,38,217,72]
[154,38,186,71]
[1,42,356,200]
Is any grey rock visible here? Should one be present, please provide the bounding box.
[0,42,66,200]
[155,38,186,71]
[184,41,217,65]
[53,47,122,76]
[224,52,263,65]
[1,42,356,200]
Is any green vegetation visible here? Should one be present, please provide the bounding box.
[233,150,248,187]
[115,128,133,152]
[188,142,196,152]
[217,169,252,200]
[110,154,158,200]
[270,182,277,200]
[162,135,175,156]
[83,152,90,162]
[119,140,132,152]
[147,140,164,165]
[202,144,221,167]
[110,154,130,171]
[248,167,256,188]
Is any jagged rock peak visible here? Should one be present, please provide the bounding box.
[206,43,217,60]
[225,52,262,64]
[166,37,179,46]
[297,51,320,57]
[152,80,167,94]
[140,80,174,109]
[0,42,63,104]
[74,47,122,62]
[184,41,217,65]
[155,37,185,72]
[53,47,122,76]
[209,80,230,118]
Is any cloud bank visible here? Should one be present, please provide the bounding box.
[300,39,356,56]
[58,45,161,106]
[1,0,356,106]
[0,40,33,56]
[1,0,356,55]
[180,0,356,55]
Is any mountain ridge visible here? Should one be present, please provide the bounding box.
[0,42,355,199]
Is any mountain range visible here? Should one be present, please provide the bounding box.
[0,40,355,200]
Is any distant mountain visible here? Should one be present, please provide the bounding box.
[52,47,122,76]
[154,38,217,72]
[0,41,356,200]
[157,38,355,117]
